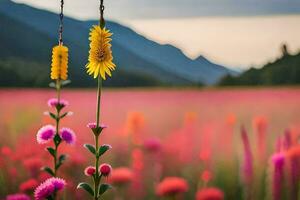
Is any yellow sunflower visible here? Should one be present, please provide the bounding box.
[51,45,69,80]
[86,25,116,80]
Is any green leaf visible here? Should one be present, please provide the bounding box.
[61,80,71,86]
[49,82,56,88]
[98,144,112,157]
[77,182,94,196]
[59,154,67,163]
[42,166,55,176]
[99,183,112,195]
[49,112,57,120]
[46,147,55,157]
[59,112,68,119]
[56,154,67,169]
[84,144,96,155]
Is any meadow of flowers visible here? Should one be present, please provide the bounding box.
[0,87,300,199]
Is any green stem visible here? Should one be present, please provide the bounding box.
[54,79,61,177]
[94,75,102,200]
[53,80,62,200]
[96,75,102,127]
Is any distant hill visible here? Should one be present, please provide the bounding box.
[0,0,235,87]
[218,51,300,86]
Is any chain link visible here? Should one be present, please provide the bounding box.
[99,0,105,28]
[59,0,64,45]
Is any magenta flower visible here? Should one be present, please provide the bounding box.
[84,166,96,176]
[271,153,285,200]
[46,177,66,190]
[34,177,66,200]
[60,127,76,144]
[143,137,161,152]
[47,98,69,109]
[99,163,112,177]
[34,181,55,200]
[36,125,55,144]
[6,193,30,200]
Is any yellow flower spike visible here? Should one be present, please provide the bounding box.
[50,45,69,80]
[86,25,116,80]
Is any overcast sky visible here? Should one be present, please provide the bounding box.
[12,0,300,20]
[11,0,300,69]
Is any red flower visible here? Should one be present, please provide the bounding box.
[99,163,112,177]
[19,179,39,192]
[109,167,133,185]
[196,187,224,200]
[84,166,96,177]
[156,177,188,197]
[201,170,212,183]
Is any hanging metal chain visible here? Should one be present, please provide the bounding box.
[59,0,64,44]
[99,0,105,28]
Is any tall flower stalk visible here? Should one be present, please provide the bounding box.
[34,1,76,199]
[77,0,115,199]
[241,126,253,200]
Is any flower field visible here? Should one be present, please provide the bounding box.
[0,87,300,200]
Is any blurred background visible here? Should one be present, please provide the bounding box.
[0,0,300,199]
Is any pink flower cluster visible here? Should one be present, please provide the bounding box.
[36,125,76,145]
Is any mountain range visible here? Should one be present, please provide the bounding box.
[0,0,235,87]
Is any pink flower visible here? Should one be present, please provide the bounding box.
[6,194,30,200]
[271,153,285,200]
[34,182,55,200]
[47,177,66,190]
[286,146,300,199]
[241,126,253,185]
[84,166,96,176]
[1,146,12,157]
[19,178,39,192]
[100,163,112,177]
[60,127,76,144]
[156,177,188,197]
[109,167,133,185]
[196,187,224,200]
[36,125,55,144]
[47,98,68,109]
[87,122,107,129]
[201,170,213,183]
[34,177,66,200]
[143,137,161,152]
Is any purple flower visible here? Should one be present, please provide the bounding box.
[34,178,66,200]
[271,153,285,200]
[47,98,69,109]
[60,128,76,144]
[36,125,55,144]
[6,193,30,200]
